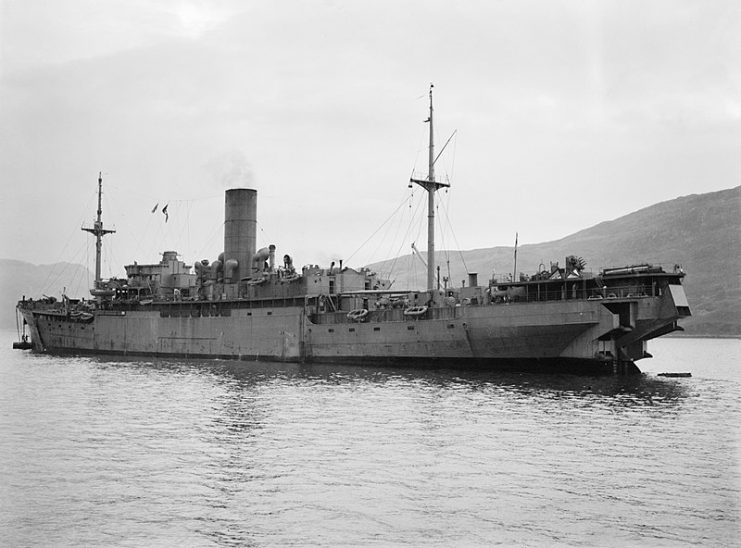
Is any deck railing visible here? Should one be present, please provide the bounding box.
[310,282,664,325]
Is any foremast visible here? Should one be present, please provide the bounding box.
[81,172,115,288]
[410,84,450,291]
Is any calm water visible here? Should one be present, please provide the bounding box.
[1,331,739,547]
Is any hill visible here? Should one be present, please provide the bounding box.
[368,186,741,336]
[0,259,92,329]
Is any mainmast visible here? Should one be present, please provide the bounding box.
[410,84,449,291]
[82,172,116,287]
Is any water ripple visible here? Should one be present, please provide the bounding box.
[1,337,739,546]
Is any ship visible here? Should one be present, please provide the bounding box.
[15,87,691,374]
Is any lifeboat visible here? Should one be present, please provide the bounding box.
[90,288,115,297]
[346,309,368,322]
[403,305,428,317]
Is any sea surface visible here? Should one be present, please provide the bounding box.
[1,331,739,547]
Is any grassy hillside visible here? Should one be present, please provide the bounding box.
[368,186,741,336]
[0,259,92,329]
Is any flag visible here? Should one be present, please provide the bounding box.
[514,232,518,248]
[151,202,159,213]
[162,204,169,222]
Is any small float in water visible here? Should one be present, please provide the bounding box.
[12,337,32,350]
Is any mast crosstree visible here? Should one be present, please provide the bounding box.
[410,84,450,292]
[81,172,116,288]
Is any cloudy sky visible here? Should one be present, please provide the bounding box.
[1,0,739,278]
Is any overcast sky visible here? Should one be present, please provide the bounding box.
[1,0,739,278]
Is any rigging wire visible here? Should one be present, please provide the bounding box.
[104,181,222,264]
[40,239,89,297]
[186,199,192,257]
[366,200,405,270]
[384,190,426,278]
[103,238,114,279]
[131,208,157,260]
[99,177,120,279]
[437,193,469,274]
[345,194,413,265]
[410,191,427,249]
[105,181,221,204]
[39,186,98,293]
[376,187,428,290]
[441,191,454,284]
[410,246,419,288]
[450,133,457,182]
[435,200,448,269]
[387,190,423,264]
[256,220,269,242]
[193,220,225,261]
[366,184,427,276]
[86,237,90,291]
[35,178,224,298]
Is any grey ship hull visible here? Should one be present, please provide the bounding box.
[19,285,687,375]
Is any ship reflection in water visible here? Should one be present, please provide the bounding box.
[191,359,692,407]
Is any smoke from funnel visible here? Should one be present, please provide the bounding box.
[205,150,256,189]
